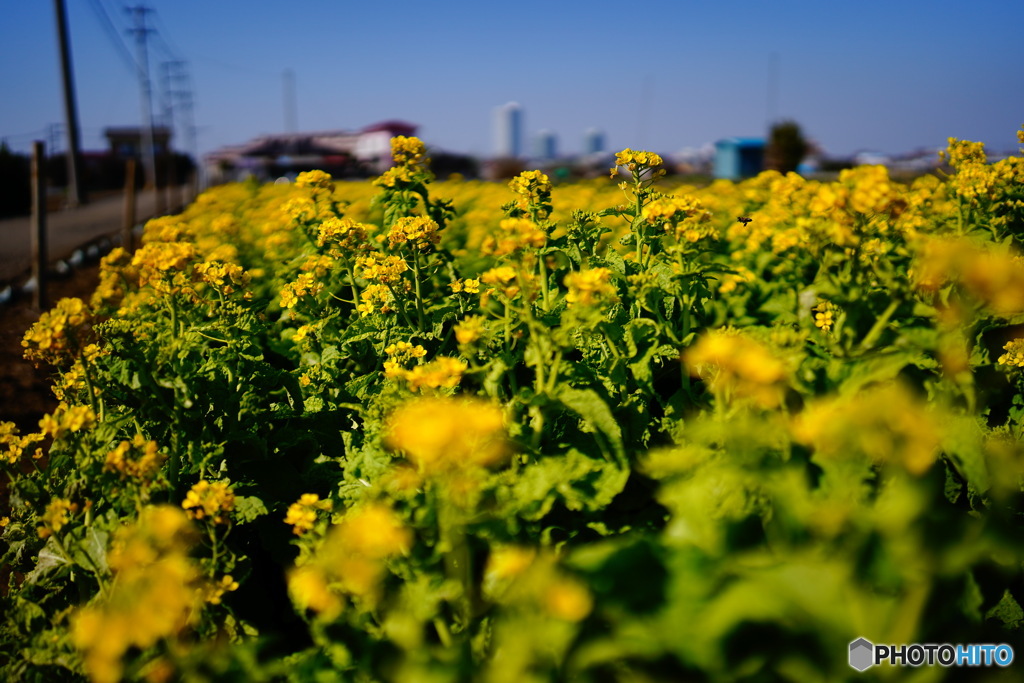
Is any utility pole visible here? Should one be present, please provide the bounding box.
[31,141,48,310]
[53,0,86,206]
[162,60,198,199]
[283,68,297,133]
[766,52,780,129]
[127,5,157,190]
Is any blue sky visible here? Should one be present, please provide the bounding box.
[1,0,1021,161]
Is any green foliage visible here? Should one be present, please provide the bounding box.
[4,132,1024,681]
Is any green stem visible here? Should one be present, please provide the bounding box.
[411,252,426,331]
[342,256,361,307]
[167,295,179,338]
[436,488,473,627]
[384,281,417,329]
[79,359,102,421]
[538,256,552,313]
[859,299,901,351]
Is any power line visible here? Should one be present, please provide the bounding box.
[85,0,138,72]
[125,3,157,188]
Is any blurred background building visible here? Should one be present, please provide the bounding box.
[494,102,523,159]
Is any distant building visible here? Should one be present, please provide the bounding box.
[533,130,557,160]
[202,121,418,184]
[714,137,765,179]
[494,102,523,158]
[354,120,418,173]
[104,126,173,158]
[583,128,605,156]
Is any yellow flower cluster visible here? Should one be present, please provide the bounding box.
[684,330,788,408]
[131,242,197,294]
[480,265,524,300]
[72,506,201,683]
[450,278,481,294]
[0,421,43,466]
[390,135,429,169]
[284,493,333,535]
[91,248,134,309]
[941,138,999,202]
[181,480,235,525]
[299,254,335,278]
[294,169,334,190]
[612,148,663,172]
[317,216,369,251]
[38,403,96,439]
[197,574,240,605]
[508,170,552,217]
[356,252,408,284]
[194,260,250,296]
[38,497,78,538]
[384,340,467,390]
[482,217,548,256]
[455,315,486,346]
[717,266,756,294]
[373,165,415,188]
[941,137,987,168]
[792,382,941,476]
[813,300,840,332]
[288,502,412,616]
[103,434,166,481]
[403,357,468,391]
[998,339,1024,368]
[386,396,507,476]
[22,297,94,367]
[279,272,324,309]
[356,283,396,316]
[841,165,902,216]
[483,546,592,622]
[386,216,441,250]
[914,238,1024,316]
[382,341,428,379]
[642,194,709,224]
[564,267,617,307]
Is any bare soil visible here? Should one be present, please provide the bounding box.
[0,264,100,433]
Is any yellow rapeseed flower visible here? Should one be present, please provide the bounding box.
[181,480,235,525]
[564,267,617,307]
[294,169,334,190]
[386,396,507,475]
[684,330,788,408]
[791,382,941,476]
[284,493,332,535]
[38,498,78,538]
[998,339,1024,368]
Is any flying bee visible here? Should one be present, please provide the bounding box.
[737,216,753,225]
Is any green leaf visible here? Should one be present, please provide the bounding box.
[500,449,629,520]
[70,527,109,576]
[604,248,626,276]
[23,537,72,585]
[234,495,270,524]
[555,386,625,463]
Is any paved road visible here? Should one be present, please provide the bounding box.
[0,186,192,284]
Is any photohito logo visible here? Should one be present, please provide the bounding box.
[849,638,1014,671]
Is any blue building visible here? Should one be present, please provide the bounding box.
[714,137,765,179]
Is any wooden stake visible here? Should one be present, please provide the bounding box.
[31,141,48,311]
[123,158,136,252]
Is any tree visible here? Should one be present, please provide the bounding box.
[765,120,809,174]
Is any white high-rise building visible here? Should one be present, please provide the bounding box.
[583,128,605,156]
[533,130,557,160]
[494,102,523,158]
